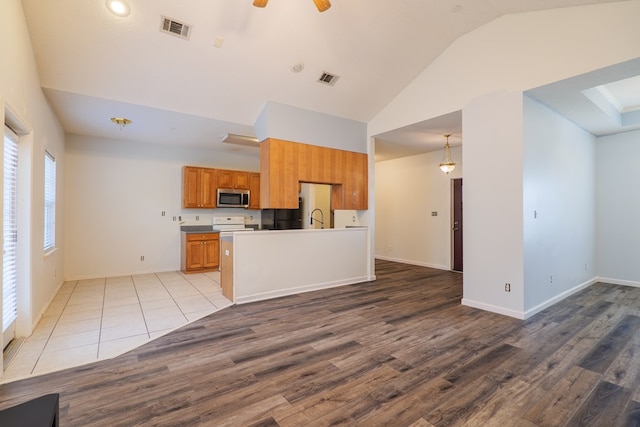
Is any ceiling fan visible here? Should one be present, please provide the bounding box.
[253,0,331,12]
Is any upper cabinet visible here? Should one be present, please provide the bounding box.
[260,138,368,210]
[248,172,260,210]
[218,169,249,190]
[183,166,258,209]
[183,166,217,208]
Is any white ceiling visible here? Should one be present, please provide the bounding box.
[21,0,634,160]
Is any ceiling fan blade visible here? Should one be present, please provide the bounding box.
[253,0,268,7]
[312,0,331,12]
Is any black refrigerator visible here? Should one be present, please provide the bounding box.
[261,198,303,230]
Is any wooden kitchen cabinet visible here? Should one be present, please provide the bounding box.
[260,138,368,210]
[342,150,368,210]
[181,232,220,273]
[248,172,260,210]
[183,166,217,208]
[217,169,249,190]
[220,238,233,300]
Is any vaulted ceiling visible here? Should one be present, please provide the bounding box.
[22,0,634,159]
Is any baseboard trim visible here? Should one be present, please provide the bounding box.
[523,277,598,320]
[595,277,640,288]
[27,277,66,337]
[236,276,370,305]
[461,298,525,319]
[374,255,449,271]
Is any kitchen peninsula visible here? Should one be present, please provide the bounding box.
[220,227,370,303]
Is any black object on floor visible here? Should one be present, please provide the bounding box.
[0,393,59,427]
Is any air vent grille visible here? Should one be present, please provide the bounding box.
[160,16,191,40]
[318,72,340,86]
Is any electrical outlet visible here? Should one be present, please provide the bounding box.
[534,210,537,219]
[162,211,166,216]
[431,211,438,216]
[505,283,511,292]
[550,275,553,283]
[173,216,177,221]
[140,256,145,261]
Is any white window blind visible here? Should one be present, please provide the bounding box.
[3,126,19,333]
[44,150,56,252]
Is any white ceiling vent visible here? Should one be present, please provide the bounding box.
[160,16,191,40]
[318,72,340,86]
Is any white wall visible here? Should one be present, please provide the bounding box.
[374,146,462,270]
[0,0,66,347]
[255,101,367,154]
[233,228,369,304]
[369,1,640,137]
[522,96,596,316]
[596,130,640,285]
[368,1,640,318]
[462,91,525,318]
[64,134,260,280]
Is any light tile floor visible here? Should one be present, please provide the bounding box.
[1,270,231,383]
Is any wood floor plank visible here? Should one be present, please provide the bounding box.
[566,380,632,426]
[602,323,640,388]
[578,315,640,374]
[461,379,545,427]
[4,259,640,426]
[522,365,601,426]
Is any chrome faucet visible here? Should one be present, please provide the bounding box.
[310,208,325,229]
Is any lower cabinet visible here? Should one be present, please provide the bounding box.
[181,232,220,273]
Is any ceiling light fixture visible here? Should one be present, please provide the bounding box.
[439,134,456,174]
[110,117,132,130]
[105,0,130,17]
[252,0,331,12]
[312,0,331,12]
[221,134,260,148]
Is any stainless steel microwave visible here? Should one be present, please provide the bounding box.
[217,188,249,208]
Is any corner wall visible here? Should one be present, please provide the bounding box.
[522,96,596,317]
[374,146,462,269]
[0,0,66,346]
[64,135,260,280]
[596,129,640,285]
[462,91,524,318]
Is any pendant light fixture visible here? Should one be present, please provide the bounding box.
[253,0,331,12]
[439,134,456,174]
[110,117,132,130]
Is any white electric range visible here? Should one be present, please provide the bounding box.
[212,216,254,237]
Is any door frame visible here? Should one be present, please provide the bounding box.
[451,178,463,272]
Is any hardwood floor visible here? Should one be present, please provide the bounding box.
[2,259,640,426]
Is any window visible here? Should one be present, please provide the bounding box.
[3,126,19,334]
[44,150,56,252]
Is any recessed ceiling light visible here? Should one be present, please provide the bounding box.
[106,0,130,17]
[291,62,304,73]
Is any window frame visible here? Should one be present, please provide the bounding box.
[43,150,56,253]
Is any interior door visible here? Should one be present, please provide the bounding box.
[452,178,463,272]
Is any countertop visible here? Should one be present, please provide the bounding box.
[180,225,218,234]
